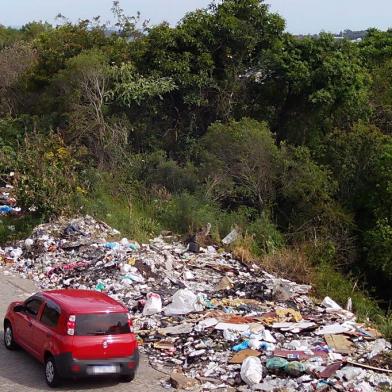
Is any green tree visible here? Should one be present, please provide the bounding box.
[265,34,369,146]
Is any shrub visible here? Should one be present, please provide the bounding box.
[3,132,84,217]
[314,262,382,321]
[80,171,162,242]
[140,151,199,194]
[160,192,222,238]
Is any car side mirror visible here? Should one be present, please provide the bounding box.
[14,305,25,313]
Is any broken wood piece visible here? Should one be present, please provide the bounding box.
[346,359,392,374]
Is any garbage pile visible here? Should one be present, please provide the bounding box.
[1,215,392,391]
[0,174,21,216]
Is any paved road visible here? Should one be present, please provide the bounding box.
[0,270,167,392]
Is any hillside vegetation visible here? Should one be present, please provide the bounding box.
[1,1,392,335]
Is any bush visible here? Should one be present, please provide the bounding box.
[140,151,199,194]
[314,262,382,321]
[80,171,162,242]
[199,118,280,210]
[0,214,44,244]
[3,132,84,217]
[247,213,284,255]
[160,192,222,238]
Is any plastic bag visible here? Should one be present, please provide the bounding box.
[164,289,201,315]
[321,296,342,310]
[266,357,288,372]
[285,361,306,376]
[232,340,250,352]
[367,338,391,359]
[240,356,263,385]
[143,293,162,316]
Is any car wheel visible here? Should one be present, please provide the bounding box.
[45,356,61,387]
[120,372,135,382]
[3,322,17,350]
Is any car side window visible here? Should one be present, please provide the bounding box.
[40,302,61,328]
[25,298,42,318]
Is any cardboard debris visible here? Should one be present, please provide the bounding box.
[229,349,262,364]
[325,334,354,354]
[170,371,199,389]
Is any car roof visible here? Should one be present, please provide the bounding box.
[41,289,127,314]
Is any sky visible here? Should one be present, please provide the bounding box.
[0,0,391,35]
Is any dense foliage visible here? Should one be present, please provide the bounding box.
[1,1,392,321]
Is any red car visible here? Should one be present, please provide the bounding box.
[3,289,139,387]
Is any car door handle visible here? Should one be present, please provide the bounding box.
[46,333,52,338]
[28,322,32,327]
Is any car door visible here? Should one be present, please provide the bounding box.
[30,300,61,361]
[13,296,43,352]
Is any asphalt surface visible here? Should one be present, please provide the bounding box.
[0,270,167,392]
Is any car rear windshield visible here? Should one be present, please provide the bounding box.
[75,313,130,336]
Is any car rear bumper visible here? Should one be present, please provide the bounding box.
[54,349,139,378]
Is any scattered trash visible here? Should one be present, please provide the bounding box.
[164,288,202,315]
[170,371,199,389]
[367,339,391,359]
[1,215,391,391]
[229,349,261,364]
[240,356,263,385]
[222,228,239,245]
[315,322,354,335]
[143,293,162,316]
[325,334,354,354]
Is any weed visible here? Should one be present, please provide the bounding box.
[261,246,314,284]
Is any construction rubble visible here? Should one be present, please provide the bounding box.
[0,215,391,391]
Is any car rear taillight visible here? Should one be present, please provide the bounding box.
[127,313,134,333]
[67,314,76,336]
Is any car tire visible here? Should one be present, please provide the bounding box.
[120,372,135,382]
[45,356,61,388]
[3,322,17,350]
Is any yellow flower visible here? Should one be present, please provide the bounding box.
[44,151,54,160]
[76,186,87,195]
[57,147,70,158]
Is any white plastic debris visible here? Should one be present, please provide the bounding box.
[315,322,354,335]
[183,270,195,280]
[24,238,34,248]
[260,329,277,343]
[321,296,342,310]
[223,329,238,341]
[195,318,219,331]
[164,289,202,315]
[346,297,353,312]
[240,356,263,385]
[120,238,129,246]
[120,263,133,274]
[336,366,366,381]
[143,293,162,316]
[215,323,250,332]
[222,228,239,245]
[272,321,316,333]
[368,339,391,359]
[206,246,217,253]
[158,323,193,335]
